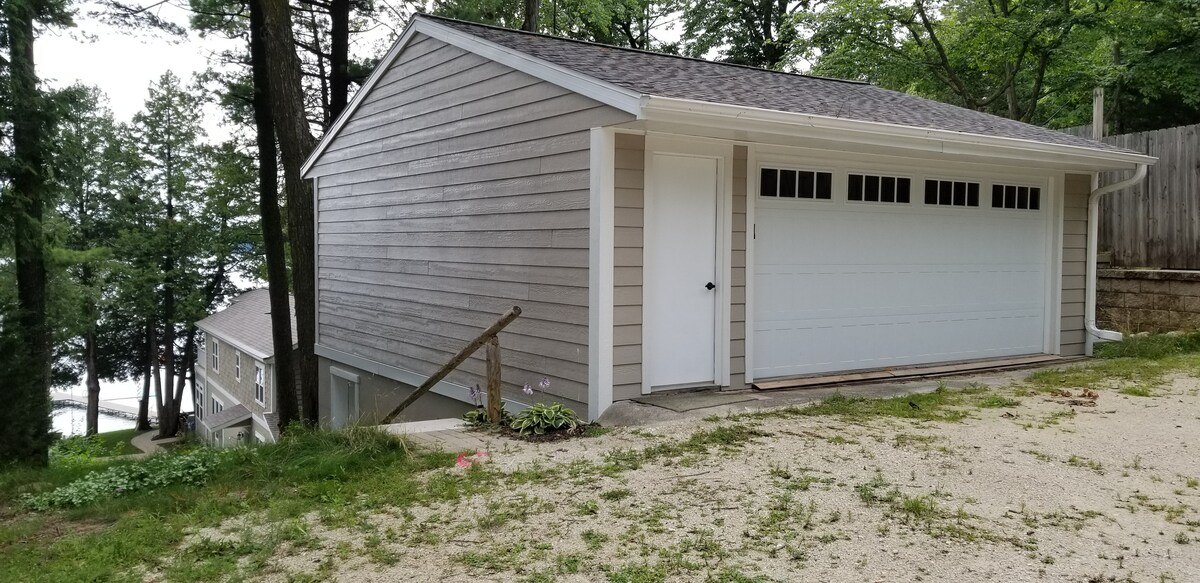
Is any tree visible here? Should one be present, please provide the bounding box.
[52,88,129,435]
[259,0,318,425]
[433,0,681,50]
[681,0,807,69]
[0,0,74,465]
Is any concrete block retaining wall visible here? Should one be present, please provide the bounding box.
[1098,269,1200,333]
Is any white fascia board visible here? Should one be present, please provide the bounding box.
[416,20,643,115]
[301,17,643,178]
[640,96,1158,170]
[301,22,422,178]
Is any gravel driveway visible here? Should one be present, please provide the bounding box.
[188,366,1200,583]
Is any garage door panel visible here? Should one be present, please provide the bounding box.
[753,199,1048,380]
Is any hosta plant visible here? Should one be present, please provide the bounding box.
[509,403,581,435]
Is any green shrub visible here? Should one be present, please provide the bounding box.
[23,447,232,510]
[49,434,123,466]
[509,403,581,435]
[463,405,512,427]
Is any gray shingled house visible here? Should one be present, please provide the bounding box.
[301,15,1156,424]
[195,289,295,445]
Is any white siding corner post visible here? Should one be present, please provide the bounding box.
[588,127,616,421]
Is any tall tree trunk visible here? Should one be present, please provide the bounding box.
[328,0,350,124]
[84,330,101,435]
[259,0,318,425]
[251,0,300,430]
[523,0,539,31]
[1,0,53,465]
[137,323,153,431]
[172,329,197,433]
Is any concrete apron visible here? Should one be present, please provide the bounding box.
[596,364,1075,427]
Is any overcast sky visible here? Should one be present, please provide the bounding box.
[39,3,240,139]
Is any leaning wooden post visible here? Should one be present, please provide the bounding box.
[486,336,502,423]
[379,306,522,424]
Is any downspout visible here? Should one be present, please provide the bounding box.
[1085,163,1147,354]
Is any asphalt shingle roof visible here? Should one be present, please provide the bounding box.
[196,289,296,359]
[425,15,1135,155]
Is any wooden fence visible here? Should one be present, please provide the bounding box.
[1059,124,1200,269]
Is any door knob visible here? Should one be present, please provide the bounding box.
[705,282,716,290]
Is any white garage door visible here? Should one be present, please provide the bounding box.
[752,169,1049,380]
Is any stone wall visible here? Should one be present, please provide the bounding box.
[1098,269,1200,333]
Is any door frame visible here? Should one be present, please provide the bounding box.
[329,367,360,428]
[642,134,734,393]
[744,142,1065,383]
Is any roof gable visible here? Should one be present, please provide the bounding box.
[196,289,296,359]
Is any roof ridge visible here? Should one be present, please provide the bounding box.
[417,13,869,87]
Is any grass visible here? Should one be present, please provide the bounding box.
[0,426,466,583]
[92,429,144,456]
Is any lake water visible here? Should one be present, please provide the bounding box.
[52,375,194,437]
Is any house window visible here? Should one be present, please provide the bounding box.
[991,184,1041,210]
[211,340,220,372]
[848,174,911,203]
[234,352,241,381]
[254,364,265,405]
[211,396,224,415]
[924,180,980,207]
[760,167,833,200]
[196,380,205,421]
[198,333,205,364]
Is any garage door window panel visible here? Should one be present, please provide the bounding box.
[849,173,910,204]
[759,167,832,200]
[991,183,1041,210]
[924,180,981,207]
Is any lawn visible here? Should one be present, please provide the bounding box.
[3,332,1200,582]
[94,428,144,456]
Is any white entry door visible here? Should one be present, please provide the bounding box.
[644,153,720,390]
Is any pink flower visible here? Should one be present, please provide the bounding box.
[456,451,490,468]
[522,383,534,396]
[539,377,551,390]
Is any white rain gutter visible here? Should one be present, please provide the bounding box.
[639,96,1158,169]
[1085,163,1148,351]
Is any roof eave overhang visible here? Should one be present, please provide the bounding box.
[639,96,1157,172]
[195,322,273,362]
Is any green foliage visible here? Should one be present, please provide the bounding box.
[48,434,125,466]
[509,402,582,435]
[24,447,232,510]
[799,0,1200,130]
[463,404,513,426]
[1095,331,1200,360]
[681,0,802,69]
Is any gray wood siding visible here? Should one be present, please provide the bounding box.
[730,146,748,389]
[311,34,634,405]
[198,335,270,417]
[1061,173,1090,356]
[613,133,644,400]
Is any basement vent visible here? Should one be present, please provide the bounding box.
[848,174,911,203]
[991,184,1041,210]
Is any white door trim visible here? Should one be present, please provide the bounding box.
[642,134,733,393]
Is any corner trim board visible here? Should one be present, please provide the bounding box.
[588,127,616,421]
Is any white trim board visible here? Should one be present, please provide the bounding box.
[588,127,616,421]
[301,16,640,178]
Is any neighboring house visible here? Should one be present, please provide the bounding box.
[195,289,295,446]
[300,15,1156,424]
